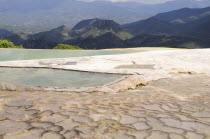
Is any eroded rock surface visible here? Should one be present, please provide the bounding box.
[0,74,210,138]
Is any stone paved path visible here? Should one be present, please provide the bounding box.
[0,74,210,139]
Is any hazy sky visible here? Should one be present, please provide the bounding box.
[82,0,174,4]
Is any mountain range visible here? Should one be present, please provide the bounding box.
[1,6,210,49]
[0,0,210,33]
[123,6,210,38]
[2,19,133,49]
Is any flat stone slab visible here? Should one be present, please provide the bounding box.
[4,128,45,139]
[115,64,155,69]
[0,120,31,135]
[41,132,65,139]
[6,100,33,107]
[0,74,209,138]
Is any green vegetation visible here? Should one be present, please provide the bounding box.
[0,39,23,48]
[54,44,83,50]
[171,19,185,24]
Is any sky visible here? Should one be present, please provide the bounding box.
[107,0,173,4]
[0,0,203,4]
[82,0,174,4]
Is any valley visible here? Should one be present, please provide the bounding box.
[0,6,210,50]
[0,0,210,31]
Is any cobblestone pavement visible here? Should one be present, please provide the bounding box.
[0,74,210,139]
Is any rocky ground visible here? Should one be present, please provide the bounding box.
[0,73,210,139]
[0,48,210,138]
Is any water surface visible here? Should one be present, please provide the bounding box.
[0,49,144,61]
[0,68,122,88]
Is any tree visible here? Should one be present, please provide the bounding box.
[54,44,83,50]
[0,39,23,48]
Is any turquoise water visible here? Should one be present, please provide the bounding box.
[0,68,122,88]
[0,49,143,61]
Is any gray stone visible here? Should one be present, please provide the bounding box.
[31,122,55,129]
[38,110,54,117]
[7,100,33,107]
[147,131,168,139]
[113,131,134,139]
[169,133,185,139]
[58,119,80,130]
[132,122,151,130]
[129,111,146,118]
[89,114,110,121]
[0,120,31,135]
[76,126,95,134]
[4,106,39,115]
[130,131,149,139]
[47,126,64,132]
[140,104,164,112]
[0,114,7,121]
[120,114,139,125]
[161,118,210,134]
[66,108,88,113]
[4,128,45,139]
[41,132,65,139]
[42,114,68,123]
[185,132,204,139]
[3,113,25,121]
[63,130,82,138]
[147,117,184,134]
[71,115,93,123]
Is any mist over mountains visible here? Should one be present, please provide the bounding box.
[0,0,210,33]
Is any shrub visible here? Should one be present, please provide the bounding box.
[0,39,23,48]
[54,44,83,50]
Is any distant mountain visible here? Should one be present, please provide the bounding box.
[154,6,210,24]
[0,29,14,38]
[5,33,28,46]
[4,19,132,49]
[183,15,210,39]
[125,34,209,48]
[0,0,210,33]
[67,33,210,49]
[146,0,210,14]
[28,25,71,42]
[23,40,59,49]
[66,32,127,49]
[70,18,133,40]
[123,6,210,39]
[2,12,210,49]
[122,18,179,36]
[23,25,71,49]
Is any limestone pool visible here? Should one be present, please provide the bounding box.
[0,48,143,61]
[0,68,122,88]
[0,48,174,89]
